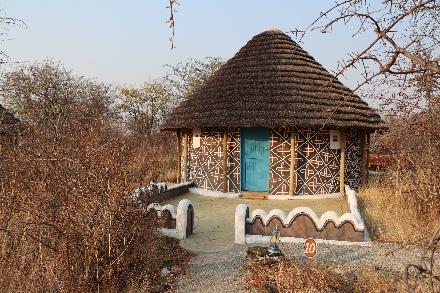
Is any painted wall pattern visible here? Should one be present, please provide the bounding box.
[344,129,362,190]
[227,128,241,193]
[181,127,363,195]
[187,127,224,191]
[180,132,185,182]
[295,127,341,195]
[269,127,292,195]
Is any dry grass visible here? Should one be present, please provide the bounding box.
[357,175,438,244]
[243,258,405,293]
[357,181,422,243]
[354,266,404,293]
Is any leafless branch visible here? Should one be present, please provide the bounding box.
[294,0,440,91]
[166,0,180,49]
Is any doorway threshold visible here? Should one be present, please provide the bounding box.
[241,191,267,200]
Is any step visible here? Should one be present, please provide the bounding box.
[241,191,267,200]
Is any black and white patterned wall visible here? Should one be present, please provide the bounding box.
[344,129,362,190]
[181,127,362,195]
[295,127,341,195]
[227,128,241,193]
[186,127,224,191]
[268,127,292,195]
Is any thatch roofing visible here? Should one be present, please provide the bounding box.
[0,104,20,134]
[161,29,385,131]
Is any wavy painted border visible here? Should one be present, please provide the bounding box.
[247,207,364,231]
[235,185,371,245]
[147,199,193,240]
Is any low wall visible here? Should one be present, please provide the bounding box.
[132,182,194,204]
[150,182,194,203]
[146,199,194,239]
[235,186,369,245]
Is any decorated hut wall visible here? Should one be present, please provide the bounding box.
[180,126,363,196]
[345,129,363,190]
[182,127,239,193]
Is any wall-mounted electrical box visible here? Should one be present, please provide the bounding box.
[329,130,341,149]
[192,127,201,148]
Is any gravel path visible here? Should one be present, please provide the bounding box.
[174,242,427,293]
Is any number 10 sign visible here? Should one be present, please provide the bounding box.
[304,238,317,258]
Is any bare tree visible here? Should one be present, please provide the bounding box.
[0,6,27,65]
[119,57,224,137]
[295,0,439,91]
[120,78,172,136]
[164,56,225,103]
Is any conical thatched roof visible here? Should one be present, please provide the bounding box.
[0,104,20,134]
[161,29,385,131]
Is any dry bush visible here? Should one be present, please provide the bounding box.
[244,259,346,293]
[355,267,404,293]
[383,113,440,220]
[358,106,440,243]
[0,117,188,292]
[0,61,194,292]
[127,132,178,187]
[244,259,404,293]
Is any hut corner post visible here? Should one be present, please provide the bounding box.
[183,130,188,183]
[361,130,367,187]
[340,128,346,194]
[222,127,228,193]
[289,127,296,196]
[176,129,181,184]
[366,132,370,182]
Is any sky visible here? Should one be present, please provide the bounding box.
[1,1,375,91]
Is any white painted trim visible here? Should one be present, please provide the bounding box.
[345,185,371,242]
[189,187,241,198]
[168,181,193,191]
[189,188,342,200]
[159,228,178,238]
[235,204,248,244]
[247,206,365,231]
[268,193,343,200]
[345,185,364,229]
[245,235,372,246]
[176,199,193,240]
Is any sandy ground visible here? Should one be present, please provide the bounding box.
[161,193,348,252]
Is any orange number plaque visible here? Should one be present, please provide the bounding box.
[304,238,317,258]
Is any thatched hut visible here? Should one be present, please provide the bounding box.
[160,28,385,197]
[0,104,20,172]
[0,104,20,136]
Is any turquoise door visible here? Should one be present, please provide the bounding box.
[241,127,270,191]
